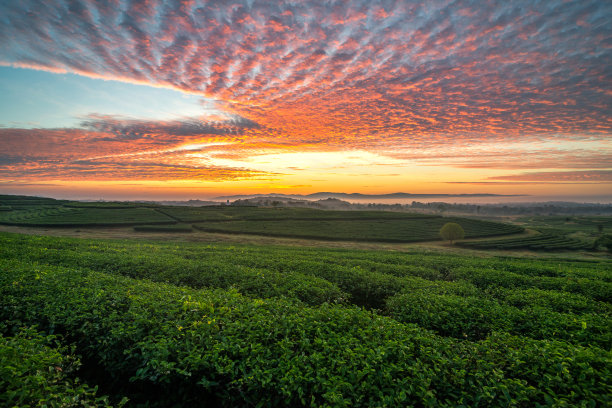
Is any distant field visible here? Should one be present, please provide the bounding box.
[4,195,610,251]
[133,223,193,232]
[459,232,593,251]
[0,207,175,227]
[194,217,523,242]
[0,196,524,242]
[0,194,66,210]
[515,215,612,236]
[157,205,438,222]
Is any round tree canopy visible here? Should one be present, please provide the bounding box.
[440,222,465,244]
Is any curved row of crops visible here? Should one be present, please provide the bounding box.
[0,194,65,210]
[1,255,609,407]
[0,207,76,223]
[459,233,592,250]
[0,207,175,227]
[0,202,524,243]
[156,206,440,223]
[193,217,523,242]
[1,231,610,407]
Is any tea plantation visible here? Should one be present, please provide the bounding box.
[458,233,593,251]
[193,217,521,242]
[0,195,523,242]
[0,231,610,407]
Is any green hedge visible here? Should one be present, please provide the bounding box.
[0,235,347,307]
[0,328,117,407]
[1,259,610,407]
[386,291,611,347]
[133,224,193,232]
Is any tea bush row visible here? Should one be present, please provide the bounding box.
[386,291,610,347]
[1,260,609,407]
[1,232,609,312]
[194,217,522,242]
[0,207,175,227]
[158,206,439,223]
[460,234,592,251]
[133,224,194,233]
[0,327,115,407]
[0,233,347,306]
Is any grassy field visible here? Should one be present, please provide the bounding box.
[1,230,610,407]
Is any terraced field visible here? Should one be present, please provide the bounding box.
[0,207,174,227]
[157,205,438,222]
[0,194,66,210]
[0,195,524,242]
[133,223,193,232]
[459,233,593,251]
[193,217,523,242]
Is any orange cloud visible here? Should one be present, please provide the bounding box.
[0,0,610,191]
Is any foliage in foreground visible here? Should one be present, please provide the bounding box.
[0,328,115,407]
[1,258,610,408]
[0,232,610,345]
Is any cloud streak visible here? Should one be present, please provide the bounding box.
[488,170,612,182]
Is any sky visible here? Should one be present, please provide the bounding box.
[0,0,610,201]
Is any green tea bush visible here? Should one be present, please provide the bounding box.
[386,292,512,339]
[194,216,521,242]
[0,235,347,306]
[0,207,175,227]
[0,259,610,407]
[386,292,611,347]
[497,287,611,314]
[451,266,612,302]
[133,224,193,232]
[460,233,592,251]
[0,328,115,407]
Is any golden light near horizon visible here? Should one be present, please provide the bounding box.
[0,0,610,201]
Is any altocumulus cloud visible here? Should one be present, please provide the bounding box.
[0,0,611,181]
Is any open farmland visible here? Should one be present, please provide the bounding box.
[193,217,522,242]
[0,194,67,210]
[514,216,612,236]
[0,206,175,227]
[459,232,594,251]
[156,205,442,222]
[0,230,610,407]
[0,195,524,243]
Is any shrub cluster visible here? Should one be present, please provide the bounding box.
[0,327,116,407]
[1,259,610,407]
[386,291,610,347]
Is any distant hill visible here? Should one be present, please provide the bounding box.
[216,192,524,200]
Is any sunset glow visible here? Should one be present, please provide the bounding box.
[0,0,610,200]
